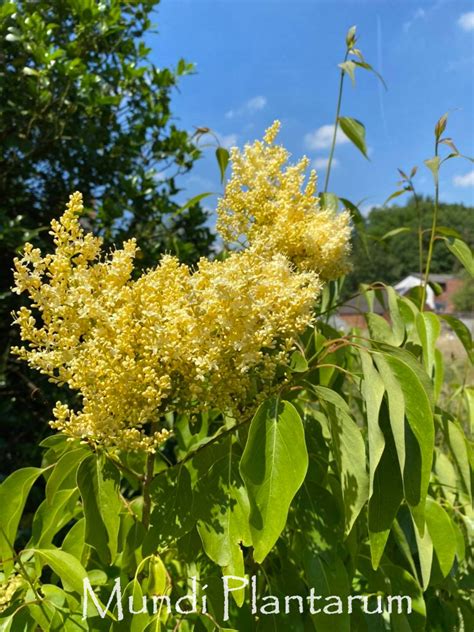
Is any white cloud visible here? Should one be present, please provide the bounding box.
[453,170,474,188]
[304,125,349,151]
[225,96,267,119]
[458,12,474,31]
[312,157,339,170]
[403,8,426,32]
[247,96,267,112]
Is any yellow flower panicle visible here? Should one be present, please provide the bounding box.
[217,120,352,279]
[12,123,350,452]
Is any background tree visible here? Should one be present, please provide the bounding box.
[346,197,474,293]
[0,0,213,477]
[453,272,474,312]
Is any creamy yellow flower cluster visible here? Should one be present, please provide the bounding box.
[0,574,26,613]
[217,121,351,279]
[12,122,351,452]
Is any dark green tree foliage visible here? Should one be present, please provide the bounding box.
[0,0,213,476]
[453,273,474,312]
[347,198,474,292]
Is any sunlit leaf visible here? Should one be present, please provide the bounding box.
[425,498,457,577]
[77,454,123,565]
[32,548,87,595]
[424,156,441,186]
[216,147,230,184]
[416,312,441,377]
[339,60,356,85]
[195,437,251,606]
[445,238,474,276]
[240,399,308,562]
[338,116,369,159]
[0,467,44,576]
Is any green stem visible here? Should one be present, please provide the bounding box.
[421,141,439,310]
[324,52,348,193]
[412,187,424,279]
[142,420,160,529]
[142,451,155,529]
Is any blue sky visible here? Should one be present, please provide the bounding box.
[149,0,474,216]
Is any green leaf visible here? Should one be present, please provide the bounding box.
[338,117,369,159]
[32,548,87,594]
[376,345,434,409]
[339,60,356,86]
[61,518,86,560]
[195,437,252,606]
[26,601,57,631]
[434,450,457,505]
[324,404,369,535]
[289,350,308,372]
[319,192,339,212]
[147,555,168,596]
[445,419,472,503]
[110,580,150,631]
[346,25,357,48]
[293,481,342,553]
[380,226,412,240]
[374,354,405,476]
[382,564,426,631]
[444,238,474,276]
[0,467,44,575]
[368,403,404,569]
[77,455,123,565]
[311,384,350,414]
[29,489,79,548]
[435,113,448,140]
[339,197,370,257]
[360,351,385,499]
[353,60,387,89]
[339,197,364,226]
[386,286,406,346]
[0,613,15,632]
[416,312,441,377]
[412,513,433,590]
[375,351,434,532]
[425,498,457,577]
[424,156,441,186]
[440,315,472,361]
[384,189,408,205]
[305,555,350,632]
[216,147,230,184]
[145,465,195,552]
[465,387,474,434]
[173,192,215,217]
[366,312,398,346]
[45,447,89,502]
[435,225,462,239]
[240,399,308,563]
